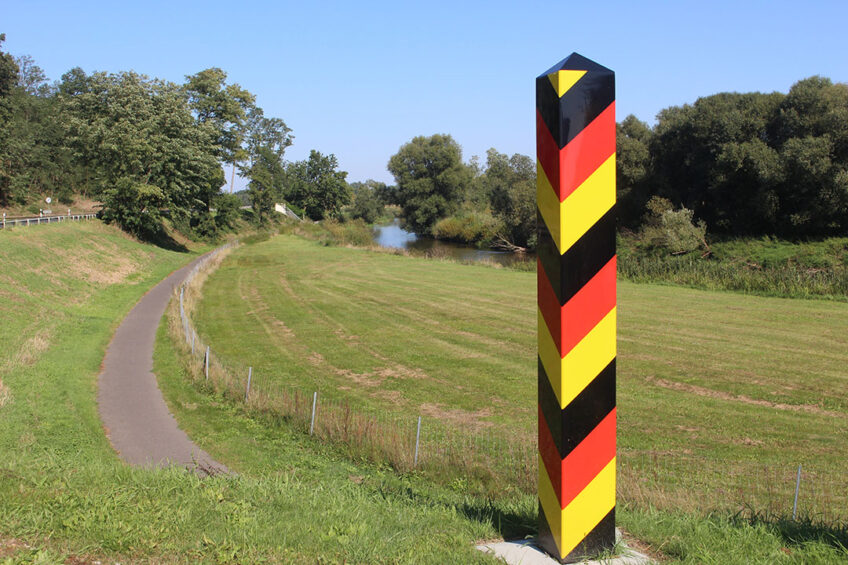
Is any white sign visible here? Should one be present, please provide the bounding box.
[45,197,52,204]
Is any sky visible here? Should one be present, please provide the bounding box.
[3,0,848,190]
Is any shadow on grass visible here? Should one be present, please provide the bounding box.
[735,508,848,552]
[146,229,189,252]
[460,499,537,541]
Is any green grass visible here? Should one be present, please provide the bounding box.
[2,221,848,563]
[0,221,514,563]
[193,234,848,518]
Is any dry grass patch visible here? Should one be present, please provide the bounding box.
[646,376,844,418]
[0,378,11,407]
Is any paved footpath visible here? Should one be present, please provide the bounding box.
[98,255,228,475]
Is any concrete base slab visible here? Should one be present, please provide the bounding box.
[476,529,653,565]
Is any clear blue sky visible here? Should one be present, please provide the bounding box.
[3,0,848,189]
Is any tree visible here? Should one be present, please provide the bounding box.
[285,150,350,220]
[348,180,386,223]
[615,115,653,228]
[0,34,16,99]
[246,145,284,225]
[15,55,50,95]
[481,149,536,247]
[184,68,256,192]
[61,71,223,236]
[100,178,167,237]
[0,33,20,206]
[242,106,293,165]
[387,134,472,234]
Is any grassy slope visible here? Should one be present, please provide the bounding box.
[0,222,502,564]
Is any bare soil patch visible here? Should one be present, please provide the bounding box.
[419,403,494,431]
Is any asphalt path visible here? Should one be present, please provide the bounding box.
[98,255,228,475]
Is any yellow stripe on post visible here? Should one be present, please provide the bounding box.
[537,161,561,251]
[560,457,617,558]
[547,70,587,98]
[539,454,564,556]
[560,308,616,409]
[538,308,563,407]
[539,307,616,410]
[560,154,616,254]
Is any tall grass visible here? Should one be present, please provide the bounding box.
[619,254,848,300]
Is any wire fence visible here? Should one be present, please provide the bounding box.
[171,243,848,524]
[1,212,97,229]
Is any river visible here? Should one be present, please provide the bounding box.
[372,219,533,268]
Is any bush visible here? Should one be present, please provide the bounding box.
[637,196,708,255]
[322,218,374,247]
[431,211,501,246]
[100,177,167,238]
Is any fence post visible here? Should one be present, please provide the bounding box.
[793,464,802,519]
[414,415,422,467]
[245,367,252,402]
[310,391,318,435]
[2,212,5,229]
[191,331,195,355]
[205,346,210,381]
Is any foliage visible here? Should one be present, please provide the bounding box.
[615,115,653,228]
[59,70,226,236]
[431,209,501,245]
[387,134,472,234]
[284,149,350,220]
[347,179,386,223]
[618,76,848,237]
[479,148,536,248]
[0,41,292,241]
[184,67,256,191]
[322,218,375,247]
[637,196,708,255]
[246,145,284,225]
[99,177,167,237]
[212,192,242,231]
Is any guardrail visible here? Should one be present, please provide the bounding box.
[1,213,97,229]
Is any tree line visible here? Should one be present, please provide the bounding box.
[617,76,848,239]
[384,76,848,252]
[0,34,350,238]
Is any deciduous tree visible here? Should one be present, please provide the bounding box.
[387,134,471,234]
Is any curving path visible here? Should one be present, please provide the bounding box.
[98,255,228,476]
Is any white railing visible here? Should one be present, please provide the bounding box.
[1,212,97,229]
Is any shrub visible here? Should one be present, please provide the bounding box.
[431,211,501,246]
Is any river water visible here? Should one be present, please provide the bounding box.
[372,219,533,268]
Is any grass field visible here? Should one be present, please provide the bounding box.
[0,221,517,563]
[2,222,847,563]
[194,234,848,518]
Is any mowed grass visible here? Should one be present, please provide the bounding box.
[196,234,848,517]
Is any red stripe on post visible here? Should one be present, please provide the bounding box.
[561,408,616,508]
[538,260,562,355]
[538,404,562,504]
[536,110,561,197]
[561,256,617,355]
[559,102,616,201]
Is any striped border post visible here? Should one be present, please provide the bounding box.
[536,53,616,563]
